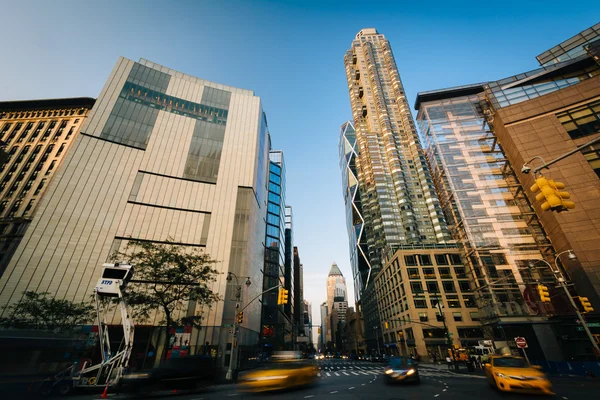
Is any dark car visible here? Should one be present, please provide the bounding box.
[118,355,216,395]
[384,356,420,384]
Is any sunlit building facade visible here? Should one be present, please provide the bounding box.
[0,98,95,276]
[0,58,270,369]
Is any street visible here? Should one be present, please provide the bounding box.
[60,359,600,400]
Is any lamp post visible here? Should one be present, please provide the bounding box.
[529,250,600,356]
[225,272,251,381]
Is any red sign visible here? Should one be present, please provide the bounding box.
[515,337,528,348]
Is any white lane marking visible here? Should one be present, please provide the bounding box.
[334,372,340,376]
[360,371,369,375]
[443,389,447,392]
[351,372,359,375]
[304,396,314,399]
[362,383,366,386]
[434,395,440,398]
[342,371,350,376]
[331,391,338,394]
[349,387,355,390]
[562,398,568,400]
[326,372,331,376]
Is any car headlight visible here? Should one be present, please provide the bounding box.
[385,369,394,375]
[495,372,507,378]
[406,369,416,376]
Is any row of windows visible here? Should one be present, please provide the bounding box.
[417,311,480,323]
[403,253,462,266]
[0,108,85,120]
[407,266,467,280]
[557,99,600,140]
[1,120,75,145]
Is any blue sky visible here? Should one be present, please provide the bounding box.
[1,0,599,330]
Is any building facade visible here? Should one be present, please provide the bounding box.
[0,58,270,369]
[374,248,480,360]
[414,23,600,360]
[261,150,288,353]
[319,302,328,352]
[0,98,95,275]
[293,246,304,344]
[342,28,453,350]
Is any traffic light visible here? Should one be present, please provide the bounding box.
[384,321,389,329]
[577,297,594,313]
[237,311,243,324]
[537,284,551,303]
[530,176,575,212]
[277,288,289,305]
[318,327,321,334]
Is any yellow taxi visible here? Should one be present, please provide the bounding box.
[237,352,319,393]
[484,355,554,395]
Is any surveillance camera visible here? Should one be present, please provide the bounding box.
[521,165,531,174]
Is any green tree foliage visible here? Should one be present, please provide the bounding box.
[113,240,221,358]
[0,291,95,331]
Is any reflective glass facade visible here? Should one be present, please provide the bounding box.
[339,121,372,301]
[416,91,555,322]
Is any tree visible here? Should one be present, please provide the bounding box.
[0,291,95,331]
[112,240,221,360]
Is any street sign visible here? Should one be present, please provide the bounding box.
[514,337,528,349]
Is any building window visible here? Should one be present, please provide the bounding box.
[436,312,444,322]
[458,281,471,292]
[443,281,456,293]
[56,143,66,157]
[452,312,463,322]
[419,254,432,266]
[410,282,423,293]
[454,267,467,278]
[435,254,448,265]
[426,281,439,293]
[447,295,461,308]
[449,254,462,265]
[418,312,428,322]
[582,144,600,178]
[23,199,34,215]
[469,312,480,321]
[407,268,420,280]
[414,299,427,308]
[404,255,417,266]
[438,267,451,279]
[0,200,8,214]
[45,160,56,175]
[462,295,476,308]
[556,100,600,139]
[422,267,435,279]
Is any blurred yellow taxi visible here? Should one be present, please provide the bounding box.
[238,351,319,393]
[484,355,553,395]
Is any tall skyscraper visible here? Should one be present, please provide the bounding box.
[342,28,454,351]
[0,58,270,370]
[326,263,348,349]
[0,98,95,275]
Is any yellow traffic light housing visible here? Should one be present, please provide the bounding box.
[578,297,594,313]
[530,176,575,212]
[237,311,243,324]
[277,288,289,305]
[537,284,551,303]
[384,321,389,329]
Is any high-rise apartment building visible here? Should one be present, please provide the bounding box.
[319,302,329,351]
[414,23,600,360]
[342,28,454,351]
[284,205,294,346]
[0,58,270,369]
[293,246,304,342]
[0,98,95,275]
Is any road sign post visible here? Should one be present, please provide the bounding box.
[514,337,530,364]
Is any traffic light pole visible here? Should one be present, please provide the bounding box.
[225,284,282,381]
[556,275,600,356]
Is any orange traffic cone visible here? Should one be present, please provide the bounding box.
[100,382,110,399]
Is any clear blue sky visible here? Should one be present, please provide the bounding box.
[1,0,599,330]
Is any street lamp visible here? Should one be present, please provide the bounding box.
[225,272,251,381]
[529,250,600,356]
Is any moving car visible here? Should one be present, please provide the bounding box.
[484,355,554,395]
[118,355,216,395]
[237,351,319,393]
[384,356,420,384]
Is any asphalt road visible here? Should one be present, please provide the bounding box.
[46,359,600,400]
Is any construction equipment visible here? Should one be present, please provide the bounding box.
[73,263,135,390]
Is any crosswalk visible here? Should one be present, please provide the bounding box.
[315,363,485,380]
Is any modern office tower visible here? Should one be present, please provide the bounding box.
[326,263,348,350]
[0,98,95,275]
[302,300,312,341]
[340,121,372,301]
[261,150,289,354]
[319,302,329,351]
[342,28,453,351]
[293,246,304,341]
[0,58,270,369]
[415,23,600,360]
